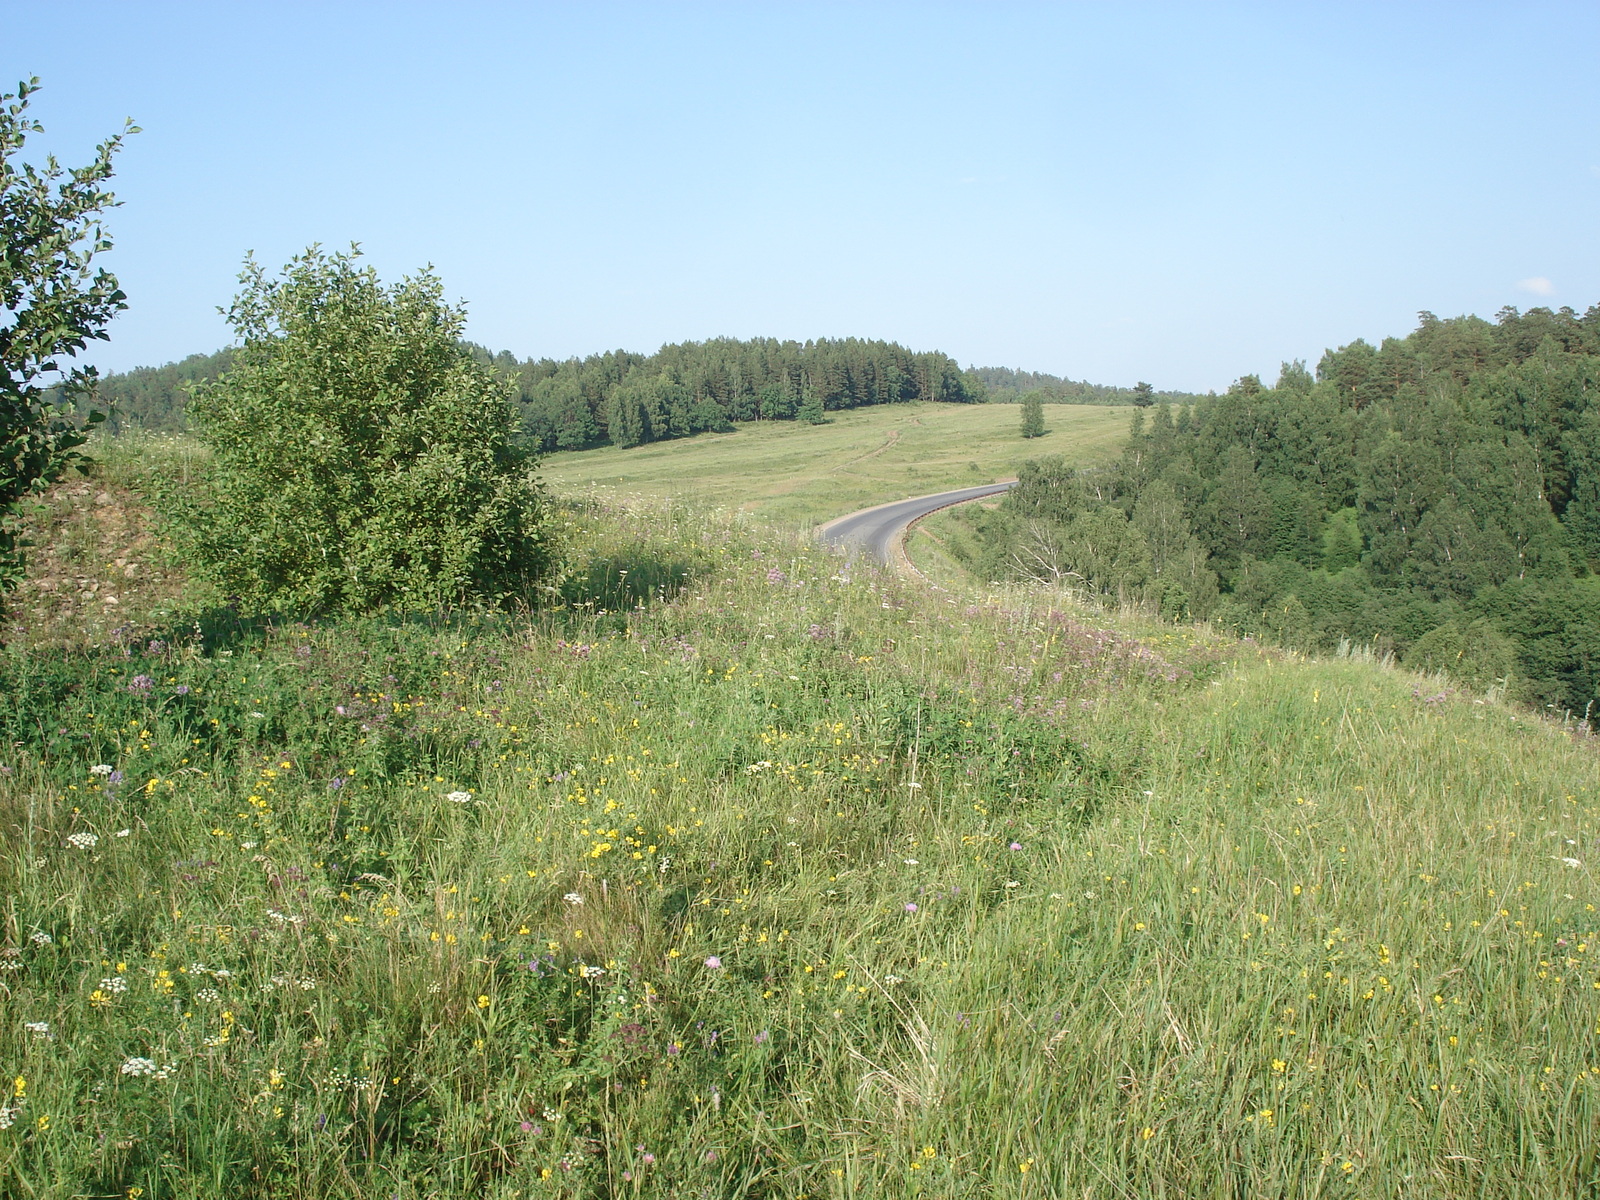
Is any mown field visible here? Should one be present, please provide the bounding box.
[538,402,1132,527]
[2,442,1598,1198]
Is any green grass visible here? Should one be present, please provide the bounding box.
[903,501,1003,588]
[538,402,1133,527]
[3,460,1599,1196]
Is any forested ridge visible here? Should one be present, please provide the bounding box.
[86,338,1191,449]
[84,336,987,448]
[957,304,1600,716]
[89,348,234,432]
[496,336,980,450]
[970,365,1198,406]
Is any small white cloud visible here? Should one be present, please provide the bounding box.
[1516,276,1555,297]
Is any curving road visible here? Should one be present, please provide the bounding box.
[816,481,1016,568]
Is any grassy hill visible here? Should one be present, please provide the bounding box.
[538,401,1133,526]
[1,437,1597,1198]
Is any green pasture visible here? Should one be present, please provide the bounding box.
[538,402,1133,526]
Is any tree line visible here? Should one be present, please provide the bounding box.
[495,336,980,451]
[956,305,1600,717]
[86,337,987,450]
[88,343,1195,450]
[971,365,1197,406]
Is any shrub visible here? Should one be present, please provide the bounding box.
[1403,616,1520,694]
[165,246,553,614]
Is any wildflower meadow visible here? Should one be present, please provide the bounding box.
[2,486,1598,1197]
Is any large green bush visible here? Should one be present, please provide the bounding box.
[166,246,553,614]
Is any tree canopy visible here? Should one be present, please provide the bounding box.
[0,77,134,607]
[966,305,1600,715]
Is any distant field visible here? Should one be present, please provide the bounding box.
[538,402,1133,526]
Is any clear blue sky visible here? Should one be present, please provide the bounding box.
[6,1,1598,392]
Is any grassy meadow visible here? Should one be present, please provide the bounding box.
[538,402,1132,526]
[1,433,1599,1198]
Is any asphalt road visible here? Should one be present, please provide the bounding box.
[816,481,1016,567]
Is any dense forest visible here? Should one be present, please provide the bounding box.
[970,365,1199,406]
[80,337,985,449]
[956,304,1600,717]
[87,348,234,432]
[495,336,980,450]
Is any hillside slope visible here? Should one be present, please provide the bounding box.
[539,400,1132,526]
[0,468,1596,1197]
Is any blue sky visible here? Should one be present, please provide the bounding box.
[6,1,1598,392]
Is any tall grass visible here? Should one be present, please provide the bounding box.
[1,497,1596,1197]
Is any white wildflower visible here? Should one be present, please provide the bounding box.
[89,764,114,776]
[195,988,221,1003]
[446,791,473,804]
[1562,857,1583,869]
[115,829,131,838]
[101,976,128,994]
[29,931,52,945]
[120,1056,160,1077]
[66,831,99,850]
[563,892,584,906]
[24,1022,51,1038]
